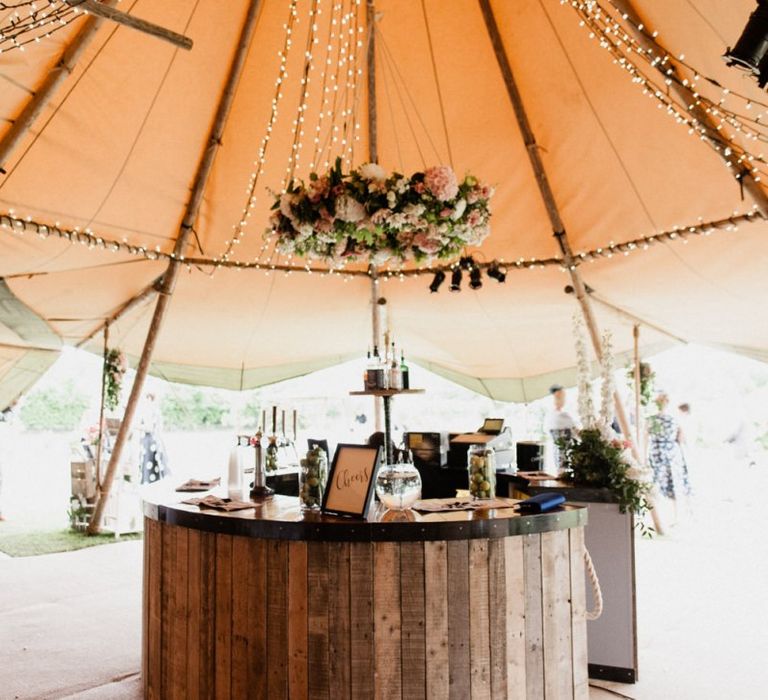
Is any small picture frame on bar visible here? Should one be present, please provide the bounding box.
[321,443,380,517]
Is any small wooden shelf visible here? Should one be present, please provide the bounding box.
[349,388,425,397]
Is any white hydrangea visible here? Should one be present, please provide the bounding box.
[450,198,467,220]
[359,162,387,181]
[334,195,366,223]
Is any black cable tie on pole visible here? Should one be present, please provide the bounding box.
[736,170,746,201]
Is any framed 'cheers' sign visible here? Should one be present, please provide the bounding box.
[322,444,380,517]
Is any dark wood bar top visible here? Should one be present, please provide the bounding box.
[142,486,587,543]
[496,470,620,503]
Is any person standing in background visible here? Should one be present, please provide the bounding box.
[546,384,577,474]
[648,393,691,522]
[137,393,169,484]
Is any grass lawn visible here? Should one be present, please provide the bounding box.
[0,528,142,557]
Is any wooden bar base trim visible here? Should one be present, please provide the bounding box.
[143,518,588,699]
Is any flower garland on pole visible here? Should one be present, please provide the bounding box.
[560,317,654,534]
[104,348,127,412]
[267,159,494,267]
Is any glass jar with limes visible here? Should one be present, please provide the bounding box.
[299,445,328,511]
[467,444,496,500]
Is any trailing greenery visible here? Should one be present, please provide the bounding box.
[626,361,656,408]
[558,428,653,531]
[241,400,262,428]
[18,381,89,431]
[160,389,230,430]
[103,348,126,411]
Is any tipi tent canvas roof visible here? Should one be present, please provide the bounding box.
[0,0,766,407]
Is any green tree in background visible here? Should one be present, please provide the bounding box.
[241,399,262,429]
[19,381,89,431]
[161,389,230,430]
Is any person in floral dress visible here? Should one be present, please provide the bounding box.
[647,393,691,500]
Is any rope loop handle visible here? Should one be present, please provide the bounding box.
[584,547,603,621]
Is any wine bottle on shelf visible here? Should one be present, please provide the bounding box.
[389,355,402,391]
[400,351,410,390]
[372,345,387,390]
[388,342,402,390]
[364,348,374,390]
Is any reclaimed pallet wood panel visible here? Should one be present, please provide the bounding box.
[488,537,508,700]
[542,530,574,700]
[524,533,545,699]
[469,539,492,700]
[400,541,426,700]
[246,537,267,698]
[329,542,352,700]
[424,540,450,698]
[168,525,188,700]
[504,536,527,697]
[214,533,233,700]
[308,540,330,699]
[570,527,589,700]
[447,539,471,700]
[230,535,250,700]
[349,541,375,698]
[267,540,289,698]
[373,541,402,700]
[143,519,589,699]
[287,540,308,700]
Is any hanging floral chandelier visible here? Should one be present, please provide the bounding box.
[267,159,494,267]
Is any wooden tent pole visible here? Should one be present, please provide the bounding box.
[366,0,378,165]
[63,0,193,50]
[86,0,263,534]
[95,322,109,491]
[478,0,663,532]
[366,0,383,432]
[633,324,642,453]
[0,1,118,173]
[609,0,768,217]
[370,269,383,432]
[76,275,163,349]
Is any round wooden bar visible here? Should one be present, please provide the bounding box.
[142,493,589,699]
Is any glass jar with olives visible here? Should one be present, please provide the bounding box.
[467,444,496,500]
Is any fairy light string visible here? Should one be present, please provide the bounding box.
[215,0,299,267]
[0,0,81,53]
[2,205,761,278]
[563,0,768,183]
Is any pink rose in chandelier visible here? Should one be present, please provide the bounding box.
[424,165,459,202]
[308,175,330,203]
[413,230,442,255]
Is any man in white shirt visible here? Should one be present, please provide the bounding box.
[546,384,577,474]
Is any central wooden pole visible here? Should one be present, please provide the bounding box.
[366,0,378,165]
[478,0,663,533]
[366,0,384,432]
[87,0,263,534]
